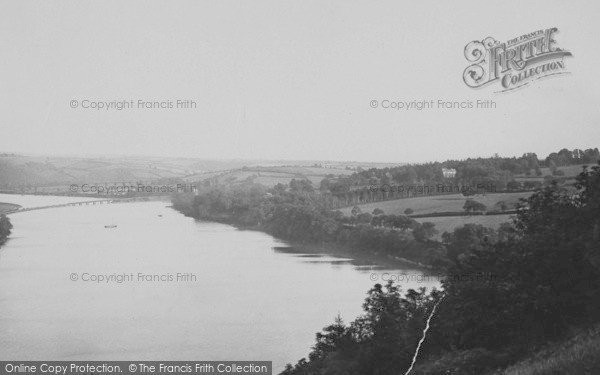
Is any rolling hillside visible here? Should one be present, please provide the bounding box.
[0,154,376,193]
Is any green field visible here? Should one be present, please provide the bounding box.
[339,192,532,217]
[512,164,589,186]
[529,164,588,178]
[183,165,355,188]
[415,214,513,239]
[1,154,362,192]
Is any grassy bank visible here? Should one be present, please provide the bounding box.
[414,214,513,240]
[338,192,532,217]
[192,213,445,272]
[497,325,600,375]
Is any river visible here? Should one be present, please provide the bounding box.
[0,194,439,371]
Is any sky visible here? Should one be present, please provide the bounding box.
[1,0,599,163]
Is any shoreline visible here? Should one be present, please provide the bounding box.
[185,214,445,275]
[1,195,444,275]
[276,241,442,275]
[0,201,21,214]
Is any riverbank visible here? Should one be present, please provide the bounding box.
[0,201,21,213]
[272,241,441,274]
[181,210,446,275]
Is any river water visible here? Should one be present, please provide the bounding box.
[0,194,439,371]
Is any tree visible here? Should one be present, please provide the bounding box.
[282,282,442,375]
[497,222,516,241]
[494,200,508,212]
[506,180,522,192]
[372,208,384,216]
[356,212,373,224]
[273,183,287,195]
[462,187,476,197]
[413,222,438,242]
[441,165,600,353]
[442,223,497,261]
[351,206,362,217]
[548,159,558,175]
[384,215,416,231]
[371,215,384,227]
[463,199,487,214]
[0,214,12,244]
[290,179,314,193]
[510,164,600,327]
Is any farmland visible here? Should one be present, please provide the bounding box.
[339,192,532,217]
[183,165,357,188]
[415,214,513,239]
[0,154,370,193]
[336,192,532,237]
[514,164,587,185]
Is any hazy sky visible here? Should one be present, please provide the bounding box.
[1,0,599,163]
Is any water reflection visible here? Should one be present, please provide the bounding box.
[0,195,439,372]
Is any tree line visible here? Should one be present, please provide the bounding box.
[172,179,450,268]
[318,147,598,207]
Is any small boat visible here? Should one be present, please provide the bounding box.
[158,214,163,217]
[105,218,117,228]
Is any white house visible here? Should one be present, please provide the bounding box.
[442,168,457,178]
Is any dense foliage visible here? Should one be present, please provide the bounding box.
[172,180,449,267]
[317,148,600,207]
[171,152,600,374]
[280,163,600,374]
[0,214,12,245]
[281,283,442,375]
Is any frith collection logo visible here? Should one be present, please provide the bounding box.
[463,28,572,92]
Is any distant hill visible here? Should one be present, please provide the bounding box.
[182,165,357,188]
[0,154,387,193]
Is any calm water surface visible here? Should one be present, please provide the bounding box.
[0,194,439,371]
